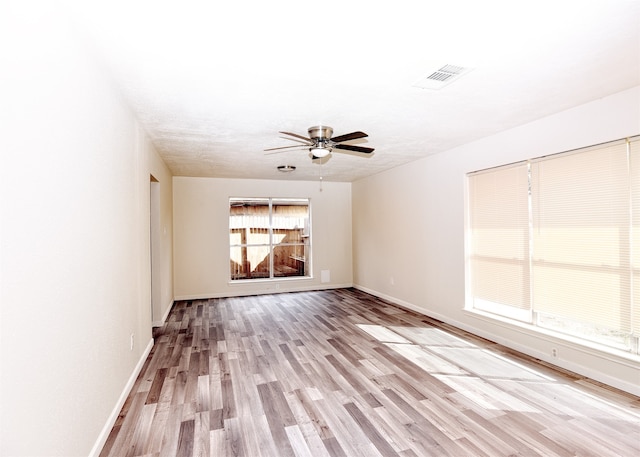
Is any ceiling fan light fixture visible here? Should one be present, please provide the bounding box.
[277,165,296,172]
[310,147,331,158]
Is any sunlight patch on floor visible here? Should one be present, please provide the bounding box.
[434,374,543,413]
[356,324,412,343]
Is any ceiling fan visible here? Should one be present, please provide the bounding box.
[265,125,375,159]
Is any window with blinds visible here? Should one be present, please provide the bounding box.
[467,137,639,354]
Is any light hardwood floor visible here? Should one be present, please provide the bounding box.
[100,288,640,457]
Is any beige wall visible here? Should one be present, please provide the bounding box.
[149,140,175,325]
[173,177,352,298]
[0,5,172,456]
[353,86,640,396]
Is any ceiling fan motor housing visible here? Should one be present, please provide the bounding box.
[308,125,333,140]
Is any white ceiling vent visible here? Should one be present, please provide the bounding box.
[413,64,472,90]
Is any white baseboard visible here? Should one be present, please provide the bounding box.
[353,284,429,317]
[153,299,174,327]
[174,283,354,301]
[89,337,154,457]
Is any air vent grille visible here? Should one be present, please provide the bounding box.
[413,64,472,90]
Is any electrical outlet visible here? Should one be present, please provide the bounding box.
[130,333,134,351]
[551,347,558,358]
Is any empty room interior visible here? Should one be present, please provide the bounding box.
[2,1,640,456]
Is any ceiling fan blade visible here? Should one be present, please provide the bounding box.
[334,144,375,154]
[280,136,312,145]
[264,144,310,152]
[264,146,309,155]
[331,131,368,143]
[279,131,311,142]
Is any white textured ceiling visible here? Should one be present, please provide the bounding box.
[66,0,640,182]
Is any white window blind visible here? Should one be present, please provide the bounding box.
[468,162,531,321]
[531,140,632,343]
[631,139,640,339]
[467,136,640,352]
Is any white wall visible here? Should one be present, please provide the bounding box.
[353,86,640,395]
[173,177,352,298]
[0,4,172,455]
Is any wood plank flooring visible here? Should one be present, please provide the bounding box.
[99,288,640,457]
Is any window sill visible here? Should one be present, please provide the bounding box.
[228,276,313,285]
[464,307,640,367]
